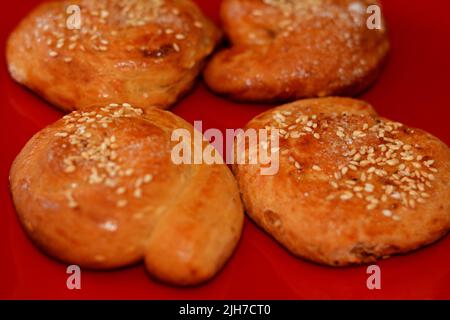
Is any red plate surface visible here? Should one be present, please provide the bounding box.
[1,0,449,300]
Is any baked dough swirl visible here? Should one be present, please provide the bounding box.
[7,0,220,112]
[10,104,244,285]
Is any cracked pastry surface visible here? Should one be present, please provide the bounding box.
[7,0,220,112]
[204,0,389,102]
[233,97,450,265]
[9,103,243,285]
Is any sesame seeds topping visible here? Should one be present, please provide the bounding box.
[266,106,439,221]
[243,0,387,82]
[194,21,203,28]
[100,220,118,232]
[143,174,153,183]
[55,103,154,209]
[364,183,374,193]
[65,189,78,208]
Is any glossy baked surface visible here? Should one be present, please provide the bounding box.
[10,104,244,286]
[233,97,449,266]
[7,0,220,112]
[204,0,389,102]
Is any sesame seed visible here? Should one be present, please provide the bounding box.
[403,155,414,161]
[360,160,370,167]
[65,165,76,173]
[383,210,393,217]
[364,183,374,193]
[65,190,78,208]
[340,192,353,201]
[100,220,117,232]
[424,160,435,166]
[386,159,399,166]
[116,187,126,195]
[352,130,366,138]
[412,162,422,169]
[360,172,367,182]
[68,201,77,208]
[135,177,143,188]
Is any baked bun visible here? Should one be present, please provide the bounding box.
[204,0,389,102]
[9,103,243,285]
[233,97,450,266]
[7,0,220,112]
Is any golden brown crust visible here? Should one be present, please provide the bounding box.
[233,97,450,266]
[204,0,389,102]
[9,104,244,285]
[7,0,220,112]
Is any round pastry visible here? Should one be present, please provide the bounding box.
[9,103,243,285]
[233,97,450,266]
[204,0,389,102]
[6,0,220,112]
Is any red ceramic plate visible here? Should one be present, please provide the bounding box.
[1,0,449,300]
